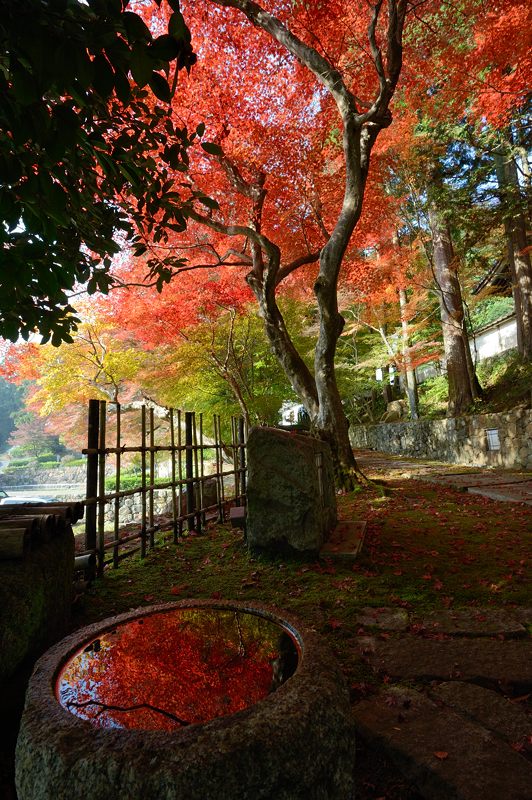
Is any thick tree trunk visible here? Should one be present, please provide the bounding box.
[494,145,532,360]
[398,287,419,419]
[428,201,481,416]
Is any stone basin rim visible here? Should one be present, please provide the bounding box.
[24,599,323,745]
[53,599,304,687]
[16,599,356,800]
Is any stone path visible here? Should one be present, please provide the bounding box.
[354,449,532,505]
[351,607,532,800]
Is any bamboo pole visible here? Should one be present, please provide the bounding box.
[192,412,201,533]
[185,411,195,532]
[199,412,205,528]
[84,399,99,555]
[177,409,183,537]
[141,406,147,559]
[170,409,178,544]
[231,416,238,504]
[149,407,155,548]
[216,415,226,519]
[238,416,247,505]
[113,403,121,569]
[97,401,107,577]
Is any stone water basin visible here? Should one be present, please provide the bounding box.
[16,600,355,800]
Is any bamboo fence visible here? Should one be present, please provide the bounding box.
[82,400,247,575]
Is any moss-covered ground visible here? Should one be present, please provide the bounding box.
[66,476,530,799]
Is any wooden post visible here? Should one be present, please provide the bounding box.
[238,416,247,504]
[215,415,226,520]
[149,407,155,548]
[113,403,121,569]
[231,416,238,504]
[170,409,178,544]
[96,400,107,576]
[192,412,201,533]
[0,527,31,560]
[185,411,195,532]
[199,412,206,528]
[141,406,147,558]
[97,401,107,577]
[177,409,183,538]
[84,399,99,562]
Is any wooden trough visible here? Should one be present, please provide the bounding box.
[0,502,83,684]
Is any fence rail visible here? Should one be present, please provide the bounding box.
[82,400,247,575]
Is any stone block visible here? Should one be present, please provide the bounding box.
[0,525,74,683]
[246,427,337,557]
[431,682,531,745]
[354,687,532,800]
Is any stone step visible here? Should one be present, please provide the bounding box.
[354,687,532,800]
[366,638,532,693]
[429,682,531,748]
[419,608,529,638]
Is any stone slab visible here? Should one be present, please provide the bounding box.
[430,682,531,746]
[427,474,531,488]
[354,607,410,632]
[354,688,532,800]
[420,609,527,638]
[367,639,532,691]
[467,484,532,504]
[320,520,366,562]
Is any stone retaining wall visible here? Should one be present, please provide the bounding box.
[0,465,88,487]
[349,407,532,470]
[101,479,220,527]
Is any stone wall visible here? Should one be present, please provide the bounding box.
[101,478,220,526]
[0,464,88,487]
[349,407,532,470]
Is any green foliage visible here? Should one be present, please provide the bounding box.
[143,302,309,428]
[0,0,197,344]
[417,375,449,417]
[468,296,515,331]
[475,350,532,411]
[36,452,58,463]
[5,458,32,468]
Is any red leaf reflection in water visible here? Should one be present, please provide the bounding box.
[56,609,297,731]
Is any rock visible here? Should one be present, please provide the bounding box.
[246,427,337,557]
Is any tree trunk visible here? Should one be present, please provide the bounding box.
[206,0,408,487]
[428,196,481,416]
[398,287,419,419]
[493,144,532,360]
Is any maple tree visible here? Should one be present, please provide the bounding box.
[355,0,531,414]
[113,0,411,486]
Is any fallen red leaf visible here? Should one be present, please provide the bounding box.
[434,751,449,760]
